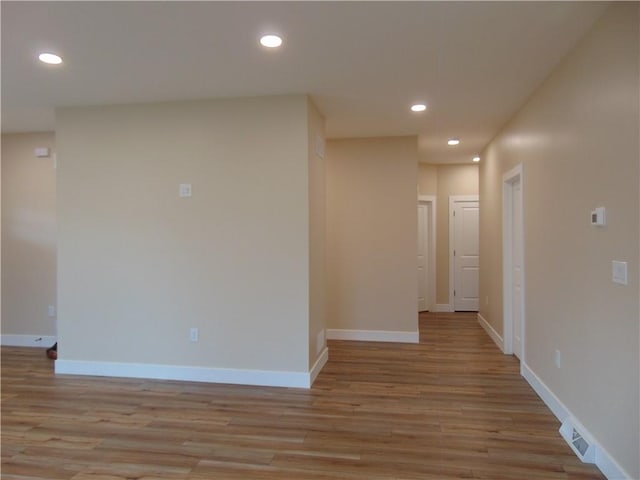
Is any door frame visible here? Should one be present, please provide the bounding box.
[502,164,525,362]
[449,195,479,311]
[418,195,436,312]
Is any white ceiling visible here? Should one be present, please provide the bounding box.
[1,1,608,164]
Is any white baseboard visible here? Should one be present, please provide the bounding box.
[596,446,632,480]
[477,313,504,352]
[522,363,631,480]
[309,347,328,385]
[521,362,569,421]
[326,329,419,344]
[433,304,453,312]
[56,358,320,389]
[1,334,56,347]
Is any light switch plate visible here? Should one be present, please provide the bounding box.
[612,261,628,285]
[34,147,50,158]
[179,183,192,198]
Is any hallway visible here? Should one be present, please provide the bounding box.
[1,313,605,479]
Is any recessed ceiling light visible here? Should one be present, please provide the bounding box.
[260,34,283,48]
[38,52,63,65]
[472,156,481,162]
[448,138,460,146]
[411,104,427,112]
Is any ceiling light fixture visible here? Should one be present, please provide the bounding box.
[38,52,63,65]
[260,34,283,48]
[472,155,481,162]
[411,104,427,112]
[448,138,460,146]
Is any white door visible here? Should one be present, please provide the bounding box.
[452,199,479,311]
[418,204,428,311]
[511,181,523,359]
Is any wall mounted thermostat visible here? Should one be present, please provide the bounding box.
[590,207,606,226]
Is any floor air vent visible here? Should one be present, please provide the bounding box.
[560,417,597,463]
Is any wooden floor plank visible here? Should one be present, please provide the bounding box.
[1,312,606,479]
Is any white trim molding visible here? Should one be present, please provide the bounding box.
[1,335,56,347]
[477,313,504,353]
[521,362,568,420]
[522,363,631,480]
[309,347,329,385]
[596,447,632,480]
[56,358,325,389]
[502,163,525,358]
[418,195,437,312]
[433,304,453,313]
[326,329,419,344]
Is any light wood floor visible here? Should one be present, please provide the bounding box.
[1,312,606,480]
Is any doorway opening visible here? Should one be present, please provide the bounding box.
[418,196,436,312]
[503,164,525,361]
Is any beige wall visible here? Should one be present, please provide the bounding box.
[56,95,317,373]
[1,132,57,338]
[307,99,326,365]
[417,163,437,196]
[479,4,639,477]
[326,137,417,334]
